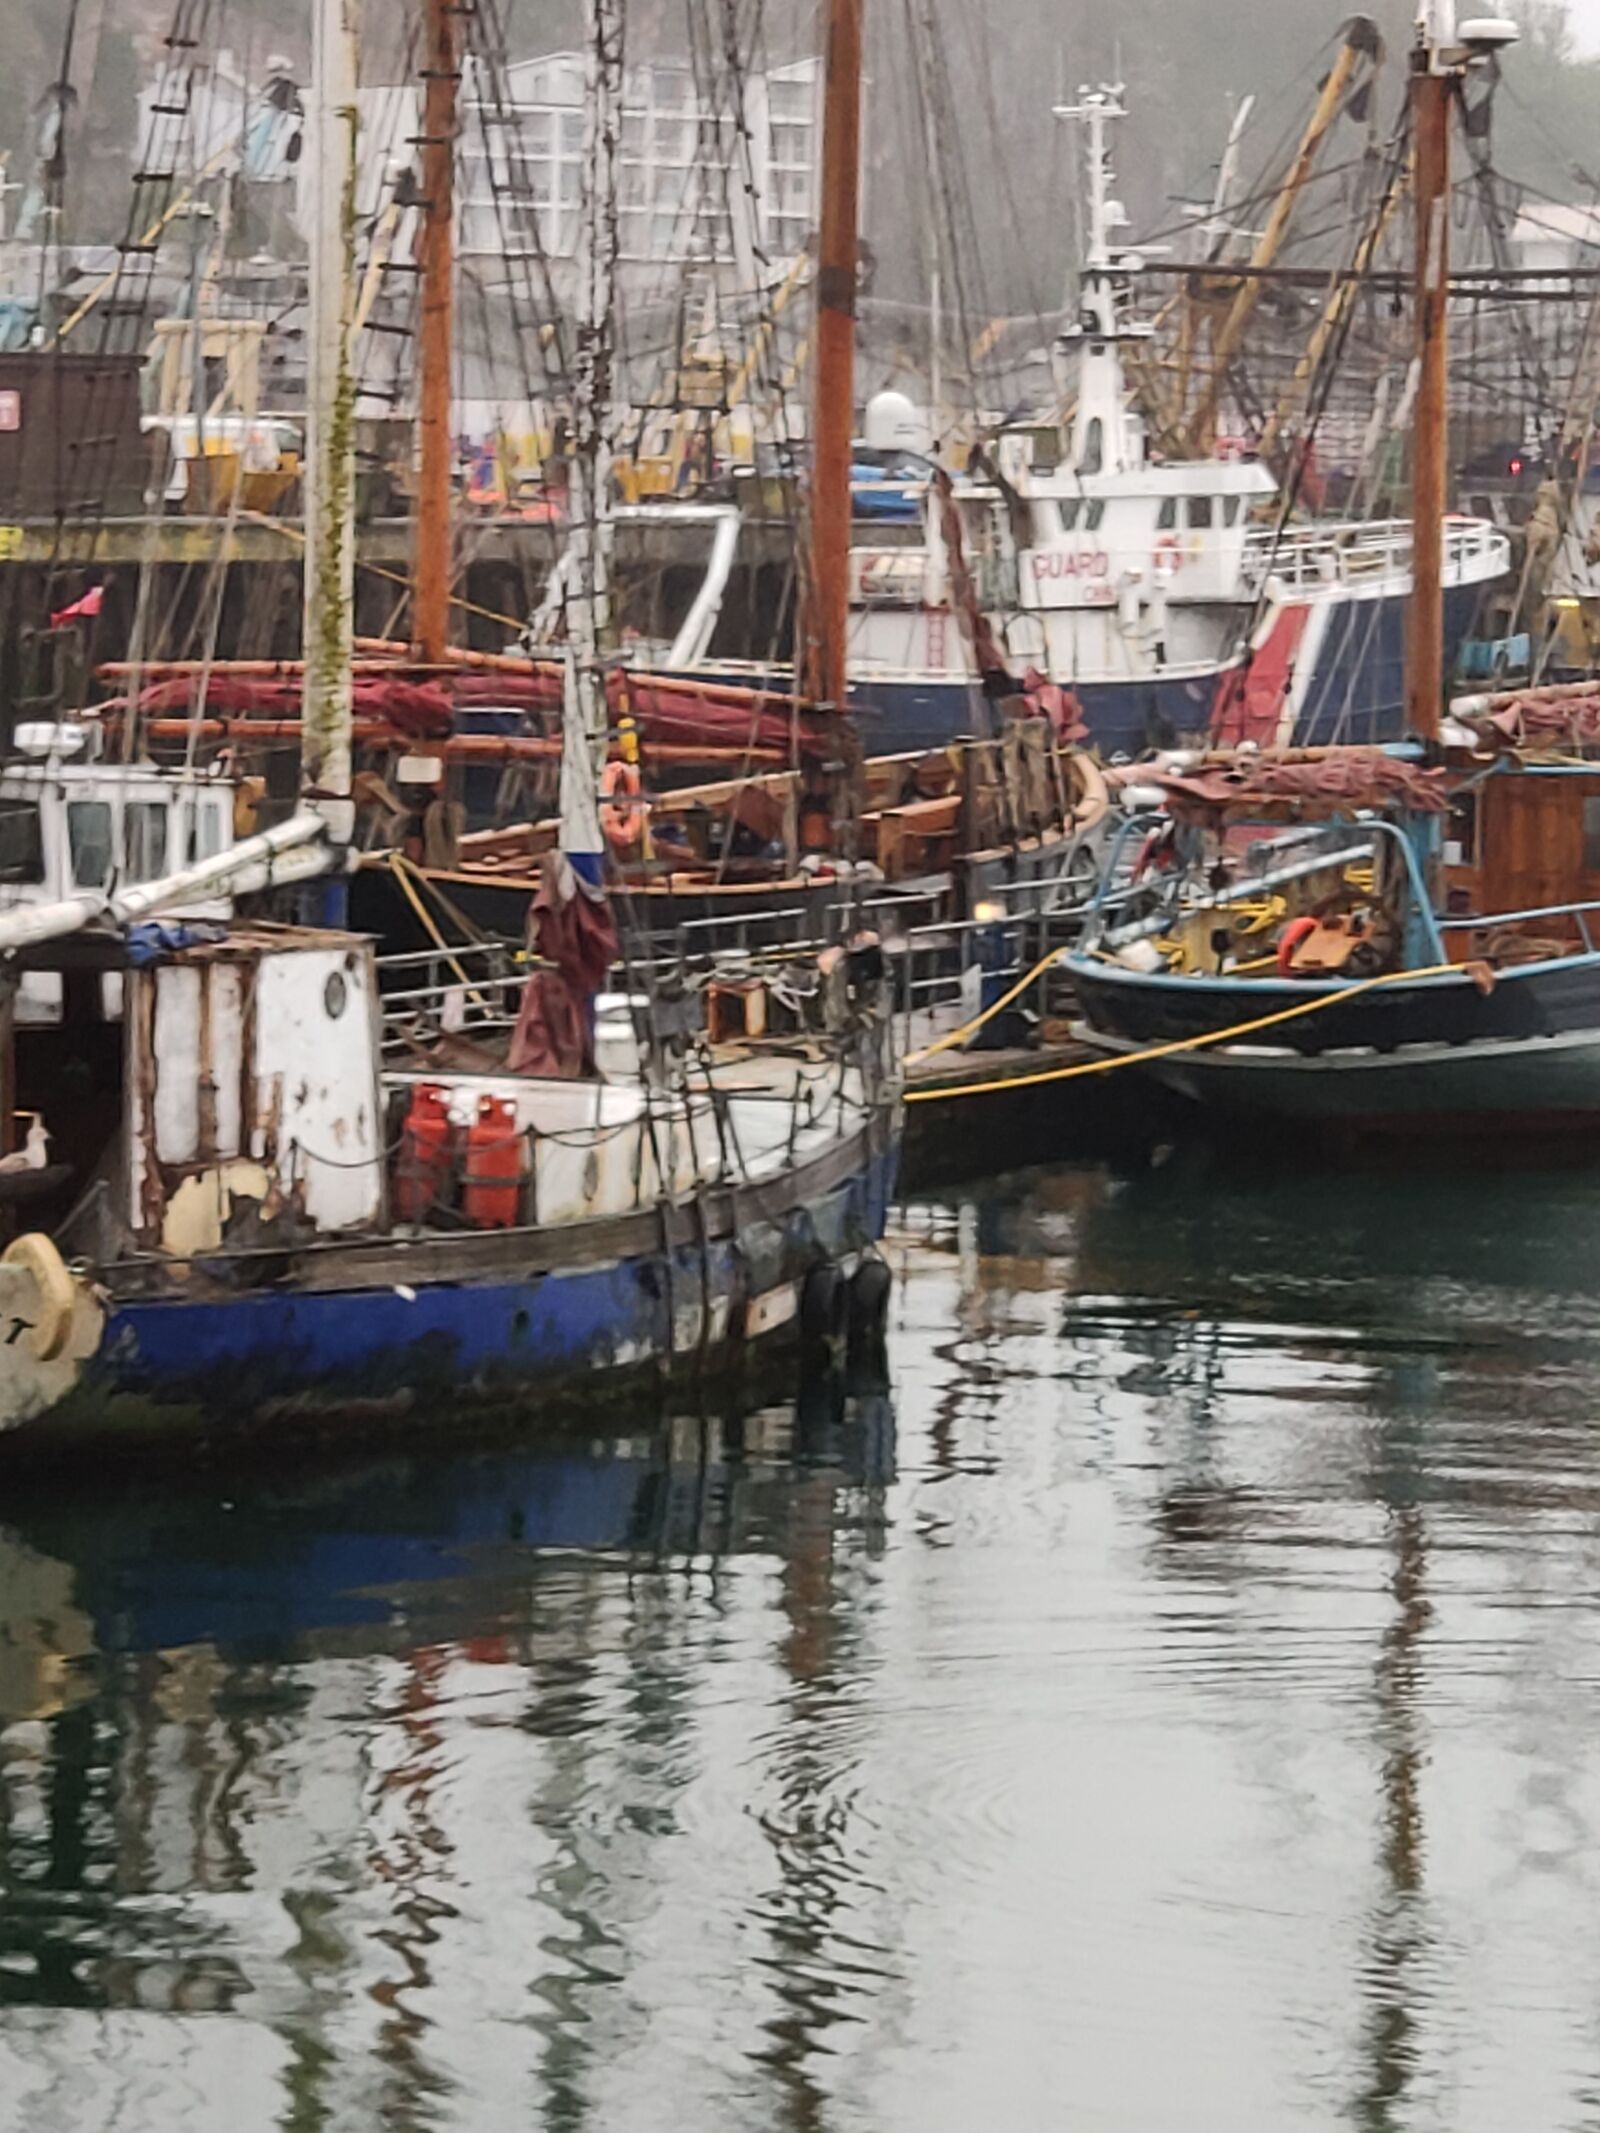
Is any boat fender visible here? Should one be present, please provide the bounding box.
[799,1264,849,1373]
[1276,915,1319,976]
[1132,824,1176,881]
[600,758,646,846]
[2,1233,76,1362]
[1069,753,1110,831]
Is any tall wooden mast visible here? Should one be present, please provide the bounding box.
[1403,5,1517,741]
[799,0,864,713]
[412,0,459,665]
[302,0,361,839]
[1405,10,1452,744]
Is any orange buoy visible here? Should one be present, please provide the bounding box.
[599,757,645,846]
[1275,915,1319,976]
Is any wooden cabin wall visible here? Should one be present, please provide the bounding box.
[1471,772,1600,926]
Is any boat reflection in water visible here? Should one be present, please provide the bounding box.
[0,1380,895,2129]
[10,1154,1600,2127]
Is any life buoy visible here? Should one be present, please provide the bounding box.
[599,757,645,846]
[3,1232,75,1362]
[1276,915,1319,976]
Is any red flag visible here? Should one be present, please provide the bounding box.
[50,585,104,629]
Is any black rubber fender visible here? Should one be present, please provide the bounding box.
[799,1263,849,1371]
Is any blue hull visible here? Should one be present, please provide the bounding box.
[56,1136,898,1439]
[1292,582,1483,746]
[836,583,1486,758]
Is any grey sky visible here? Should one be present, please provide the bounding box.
[1565,0,1600,48]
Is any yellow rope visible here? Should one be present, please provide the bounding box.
[904,944,1070,1064]
[384,853,492,1007]
[903,960,1464,1104]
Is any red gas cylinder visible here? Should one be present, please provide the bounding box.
[394,1082,455,1222]
[463,1095,523,1230]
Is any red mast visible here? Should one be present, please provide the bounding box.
[799,0,864,713]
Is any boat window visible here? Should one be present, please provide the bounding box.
[1058,498,1081,532]
[1223,495,1241,527]
[1187,495,1214,530]
[0,801,44,887]
[125,802,169,883]
[1084,499,1105,531]
[1078,419,1103,475]
[67,801,113,888]
[1584,797,1600,872]
[1156,496,1177,531]
[183,800,225,864]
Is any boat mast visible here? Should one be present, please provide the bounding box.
[1403,6,1519,743]
[559,0,623,871]
[413,0,458,665]
[302,0,360,840]
[1406,2,1453,744]
[799,0,864,713]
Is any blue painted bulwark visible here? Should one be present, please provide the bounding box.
[63,1136,898,1437]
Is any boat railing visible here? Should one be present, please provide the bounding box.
[1240,517,1507,592]
[377,941,528,1059]
[624,882,951,984]
[1440,899,1600,953]
[1082,812,1401,953]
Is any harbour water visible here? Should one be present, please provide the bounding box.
[3,1148,1600,2129]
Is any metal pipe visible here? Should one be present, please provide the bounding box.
[666,505,741,668]
[0,812,332,953]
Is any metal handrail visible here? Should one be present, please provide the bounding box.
[1240,516,1508,592]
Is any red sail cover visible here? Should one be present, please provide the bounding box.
[507,851,620,1078]
[122,667,836,760]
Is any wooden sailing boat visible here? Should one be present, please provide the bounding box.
[323,0,1104,956]
[1062,5,1600,1134]
[0,0,898,1442]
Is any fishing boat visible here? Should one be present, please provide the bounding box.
[731,78,1509,764]
[0,0,898,1444]
[1067,738,1600,1127]
[1061,5,1600,1136]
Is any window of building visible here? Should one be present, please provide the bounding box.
[1583,796,1600,872]
[0,801,44,887]
[1156,495,1177,531]
[1058,498,1080,532]
[67,801,112,888]
[464,58,820,267]
[1223,495,1241,527]
[1078,419,1103,476]
[1186,495,1214,530]
[1084,499,1106,531]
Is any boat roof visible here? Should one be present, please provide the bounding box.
[1141,750,1450,821]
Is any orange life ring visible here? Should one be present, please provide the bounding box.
[599,757,645,846]
[1276,915,1319,975]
